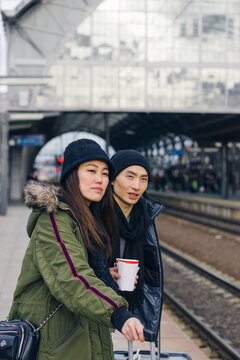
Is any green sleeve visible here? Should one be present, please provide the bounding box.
[35,210,128,328]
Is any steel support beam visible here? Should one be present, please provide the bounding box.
[104,113,110,155]
[221,142,228,199]
[0,112,9,215]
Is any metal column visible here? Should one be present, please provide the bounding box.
[0,112,9,215]
[104,113,110,156]
[230,143,236,196]
[221,142,228,199]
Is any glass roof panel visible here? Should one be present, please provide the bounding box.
[4,0,240,113]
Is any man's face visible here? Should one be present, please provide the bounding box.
[112,165,148,207]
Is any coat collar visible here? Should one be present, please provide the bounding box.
[24,180,60,213]
[143,198,164,219]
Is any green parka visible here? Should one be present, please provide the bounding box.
[9,182,128,360]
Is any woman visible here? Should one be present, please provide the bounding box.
[110,149,164,341]
[9,139,144,360]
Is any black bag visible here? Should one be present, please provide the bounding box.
[0,304,62,360]
[0,319,40,360]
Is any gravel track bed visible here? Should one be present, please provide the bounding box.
[162,254,240,353]
[155,213,240,281]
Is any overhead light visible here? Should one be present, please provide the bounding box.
[9,123,32,130]
[9,139,16,146]
[205,148,219,152]
[214,142,222,147]
[9,113,45,121]
[0,76,51,86]
[9,112,59,121]
[125,130,135,135]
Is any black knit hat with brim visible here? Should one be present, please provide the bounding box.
[111,150,150,179]
[60,139,115,184]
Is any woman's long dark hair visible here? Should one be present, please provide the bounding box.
[60,167,116,260]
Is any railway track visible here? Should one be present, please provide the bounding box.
[161,245,240,360]
[165,207,240,235]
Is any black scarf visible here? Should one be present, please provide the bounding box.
[112,198,150,311]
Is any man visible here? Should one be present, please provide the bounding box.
[110,150,164,341]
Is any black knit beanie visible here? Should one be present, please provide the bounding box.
[111,150,150,179]
[60,139,115,184]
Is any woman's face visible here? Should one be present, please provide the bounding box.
[77,160,109,205]
[112,165,148,207]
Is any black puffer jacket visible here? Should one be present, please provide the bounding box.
[128,198,164,341]
[88,198,164,342]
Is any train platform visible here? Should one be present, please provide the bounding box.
[149,187,240,202]
[0,203,210,360]
[148,189,240,223]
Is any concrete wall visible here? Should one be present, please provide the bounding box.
[9,146,39,201]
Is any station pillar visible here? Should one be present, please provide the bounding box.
[104,113,110,155]
[221,142,228,198]
[0,112,9,215]
[9,145,38,202]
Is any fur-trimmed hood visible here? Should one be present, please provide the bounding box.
[24,180,60,213]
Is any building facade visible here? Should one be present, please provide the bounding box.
[2,0,240,114]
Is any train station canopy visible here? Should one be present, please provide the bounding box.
[2,0,240,150]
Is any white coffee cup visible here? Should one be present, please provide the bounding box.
[116,258,139,291]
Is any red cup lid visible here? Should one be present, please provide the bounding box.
[117,259,139,264]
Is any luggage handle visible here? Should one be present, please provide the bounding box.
[127,329,160,360]
[128,341,156,360]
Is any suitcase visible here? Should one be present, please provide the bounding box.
[114,330,192,360]
[114,350,192,359]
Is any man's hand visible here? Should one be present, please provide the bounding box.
[109,266,139,288]
[109,266,121,282]
[121,317,144,342]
